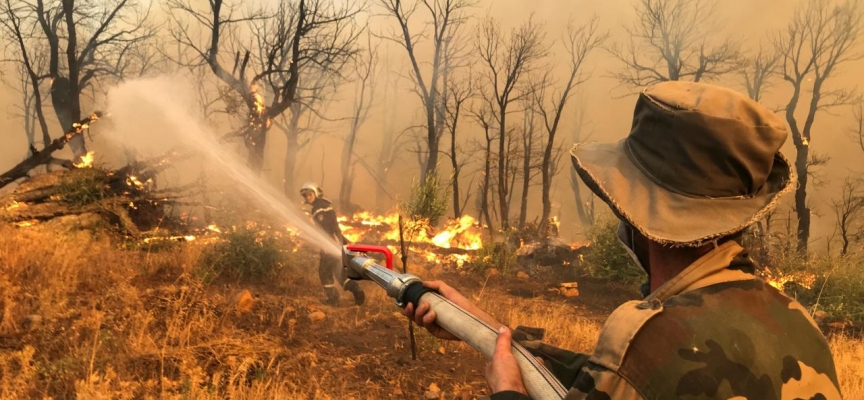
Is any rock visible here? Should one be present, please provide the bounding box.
[424,391,442,400]
[813,310,828,322]
[484,268,500,278]
[428,383,440,392]
[438,346,446,355]
[307,311,326,322]
[516,271,530,280]
[230,289,256,313]
[827,321,847,330]
[23,314,42,330]
[559,282,580,297]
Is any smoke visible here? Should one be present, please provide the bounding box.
[104,75,342,256]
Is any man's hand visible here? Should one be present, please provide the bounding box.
[486,326,528,395]
[401,280,504,341]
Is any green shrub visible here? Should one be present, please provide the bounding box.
[471,240,518,274]
[199,230,286,282]
[402,172,449,226]
[782,254,864,323]
[58,169,109,206]
[581,217,644,284]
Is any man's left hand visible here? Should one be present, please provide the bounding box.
[485,326,527,396]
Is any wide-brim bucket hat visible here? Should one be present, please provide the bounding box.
[571,81,796,247]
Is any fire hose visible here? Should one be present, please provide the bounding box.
[343,244,568,399]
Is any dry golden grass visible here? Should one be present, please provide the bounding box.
[1,224,862,399]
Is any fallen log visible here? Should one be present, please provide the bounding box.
[1,150,199,236]
[0,112,102,190]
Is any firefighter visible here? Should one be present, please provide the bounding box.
[300,182,365,306]
[403,82,841,399]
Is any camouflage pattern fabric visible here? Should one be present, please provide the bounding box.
[511,241,840,400]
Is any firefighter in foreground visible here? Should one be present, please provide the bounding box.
[403,81,841,399]
[300,182,365,306]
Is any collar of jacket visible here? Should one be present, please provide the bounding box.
[644,240,754,303]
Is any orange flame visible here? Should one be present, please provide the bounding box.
[337,211,484,267]
[73,151,95,168]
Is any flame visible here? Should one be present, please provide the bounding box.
[207,224,222,233]
[762,267,816,291]
[73,151,95,168]
[125,175,151,190]
[14,220,38,227]
[6,201,20,211]
[248,88,272,130]
[337,211,484,267]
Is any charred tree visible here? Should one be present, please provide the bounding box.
[3,0,156,161]
[517,109,538,231]
[476,15,547,231]
[442,71,474,219]
[534,17,605,234]
[774,0,864,253]
[608,0,741,90]
[739,45,779,102]
[831,177,864,255]
[169,0,361,173]
[378,0,473,181]
[340,36,379,212]
[471,103,496,236]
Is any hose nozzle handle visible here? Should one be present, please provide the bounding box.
[345,244,394,270]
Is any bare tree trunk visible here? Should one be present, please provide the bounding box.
[497,107,509,230]
[283,138,299,197]
[794,143,810,253]
[60,0,87,159]
[518,114,534,230]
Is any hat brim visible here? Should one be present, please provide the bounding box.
[570,141,795,246]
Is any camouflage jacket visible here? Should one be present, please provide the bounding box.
[498,241,841,400]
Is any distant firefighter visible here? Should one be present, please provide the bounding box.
[300,182,365,306]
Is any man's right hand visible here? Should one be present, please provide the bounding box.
[401,280,504,341]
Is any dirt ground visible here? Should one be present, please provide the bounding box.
[221,261,641,399]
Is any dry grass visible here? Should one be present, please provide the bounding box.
[0,225,862,399]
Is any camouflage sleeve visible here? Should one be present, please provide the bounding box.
[513,327,643,400]
[566,362,643,399]
[489,391,530,400]
[513,326,589,388]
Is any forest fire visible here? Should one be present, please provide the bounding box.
[338,212,484,267]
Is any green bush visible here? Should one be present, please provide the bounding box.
[780,254,864,324]
[580,217,645,284]
[58,169,109,206]
[199,230,286,282]
[402,172,449,226]
[471,239,518,274]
